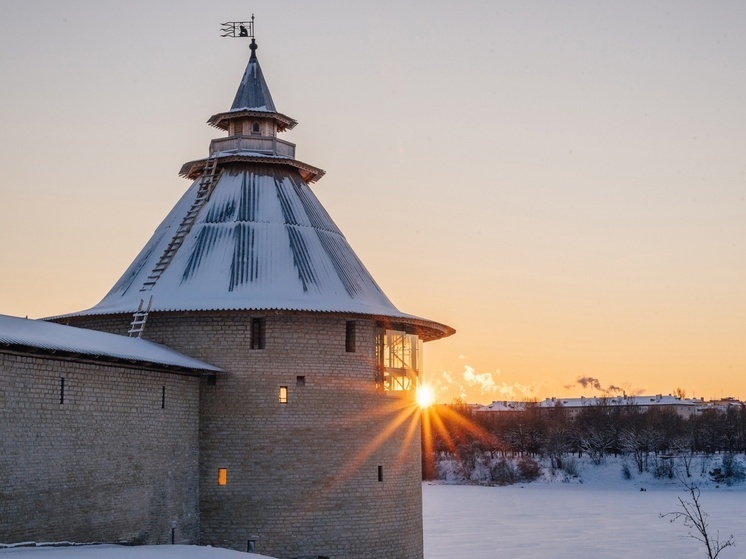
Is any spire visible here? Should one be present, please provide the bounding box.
[53,25,454,342]
[231,38,277,112]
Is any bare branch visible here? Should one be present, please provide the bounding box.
[661,477,735,559]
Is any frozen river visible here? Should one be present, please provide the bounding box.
[423,482,746,559]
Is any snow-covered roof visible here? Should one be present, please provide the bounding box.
[477,400,528,412]
[50,39,454,342]
[476,394,701,413]
[0,314,221,374]
[61,165,450,338]
[540,395,699,408]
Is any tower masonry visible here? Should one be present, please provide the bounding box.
[59,32,454,559]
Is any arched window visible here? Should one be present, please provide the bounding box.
[252,121,261,135]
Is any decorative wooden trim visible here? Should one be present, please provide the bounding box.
[207,110,298,132]
[179,155,325,183]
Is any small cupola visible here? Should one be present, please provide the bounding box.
[205,37,299,160]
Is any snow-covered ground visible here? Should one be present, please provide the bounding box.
[424,456,746,559]
[423,483,745,558]
[4,457,745,559]
[0,546,274,559]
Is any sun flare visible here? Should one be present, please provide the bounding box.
[416,384,436,409]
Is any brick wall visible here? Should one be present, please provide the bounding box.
[69,310,424,559]
[0,352,200,545]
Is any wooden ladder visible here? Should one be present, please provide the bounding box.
[141,157,221,291]
[128,296,153,338]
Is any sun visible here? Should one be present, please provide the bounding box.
[416,384,436,409]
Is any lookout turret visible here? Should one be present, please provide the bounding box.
[182,37,323,183]
[68,34,450,342]
[58,26,453,559]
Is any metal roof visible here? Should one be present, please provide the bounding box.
[231,41,276,112]
[63,165,451,338]
[53,41,454,342]
[0,314,221,373]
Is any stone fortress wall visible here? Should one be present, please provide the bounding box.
[66,310,424,559]
[0,350,201,545]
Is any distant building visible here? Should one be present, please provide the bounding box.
[1,35,454,558]
[476,394,711,419]
[695,397,745,415]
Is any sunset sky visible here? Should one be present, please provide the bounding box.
[1,1,744,404]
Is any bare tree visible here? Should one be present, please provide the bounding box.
[661,478,735,559]
[579,427,616,465]
[670,434,695,478]
[620,426,664,473]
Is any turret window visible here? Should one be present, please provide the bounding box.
[252,121,261,134]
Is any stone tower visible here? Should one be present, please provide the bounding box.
[62,36,453,558]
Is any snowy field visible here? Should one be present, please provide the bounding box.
[4,459,746,559]
[423,483,745,558]
[423,458,746,559]
[0,546,274,559]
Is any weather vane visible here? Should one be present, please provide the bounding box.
[220,14,254,38]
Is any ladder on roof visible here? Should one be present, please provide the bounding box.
[140,157,222,292]
[128,296,153,338]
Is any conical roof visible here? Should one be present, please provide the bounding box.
[60,41,453,341]
[231,39,275,112]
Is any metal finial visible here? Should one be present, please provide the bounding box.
[249,38,258,59]
[220,14,255,39]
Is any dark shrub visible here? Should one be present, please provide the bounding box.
[517,456,542,482]
[490,458,518,486]
[712,453,746,486]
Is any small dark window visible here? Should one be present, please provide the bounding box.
[251,317,266,350]
[59,377,65,405]
[206,375,217,386]
[345,321,356,353]
[296,375,306,386]
[252,121,260,134]
[247,541,256,553]
[378,465,383,482]
[279,386,288,404]
[161,386,166,409]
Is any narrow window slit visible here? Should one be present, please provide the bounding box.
[346,321,356,353]
[251,317,266,350]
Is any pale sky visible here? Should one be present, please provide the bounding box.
[1,1,744,404]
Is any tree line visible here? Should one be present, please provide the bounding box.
[422,399,746,482]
